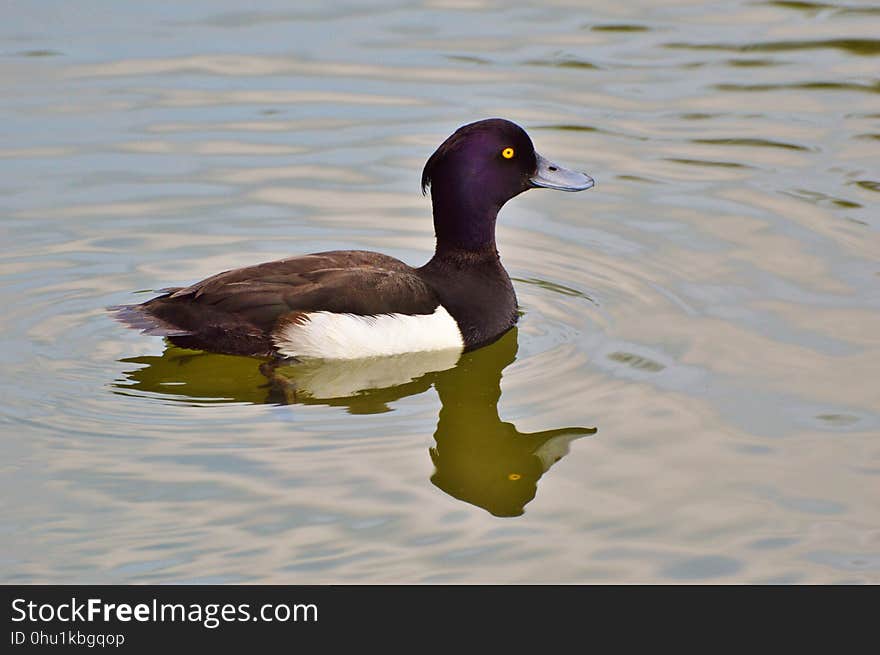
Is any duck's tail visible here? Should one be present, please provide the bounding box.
[108,289,192,337]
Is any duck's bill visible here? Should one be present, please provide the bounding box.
[530,153,595,192]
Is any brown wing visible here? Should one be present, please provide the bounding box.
[116,250,440,356]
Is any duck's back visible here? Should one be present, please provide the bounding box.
[114,250,457,358]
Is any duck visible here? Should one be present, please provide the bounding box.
[113,118,594,359]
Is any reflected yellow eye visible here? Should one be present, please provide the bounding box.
[502,147,515,159]
[508,473,522,481]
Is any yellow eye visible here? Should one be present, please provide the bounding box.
[502,147,515,159]
[508,473,522,481]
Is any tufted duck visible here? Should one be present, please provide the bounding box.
[113,118,594,358]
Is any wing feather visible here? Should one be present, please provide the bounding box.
[119,250,440,355]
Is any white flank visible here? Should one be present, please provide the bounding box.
[273,306,464,360]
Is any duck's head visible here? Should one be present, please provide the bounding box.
[421,118,594,251]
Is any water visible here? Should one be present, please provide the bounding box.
[1,0,878,583]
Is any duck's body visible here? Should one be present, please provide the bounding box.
[121,247,516,357]
[114,119,593,359]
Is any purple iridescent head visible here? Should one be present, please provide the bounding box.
[421,119,593,251]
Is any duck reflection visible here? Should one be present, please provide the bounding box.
[115,328,596,516]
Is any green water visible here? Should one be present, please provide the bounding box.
[1,0,878,583]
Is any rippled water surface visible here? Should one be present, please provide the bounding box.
[2,0,879,583]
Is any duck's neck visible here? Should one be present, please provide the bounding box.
[429,184,501,256]
[419,189,517,350]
